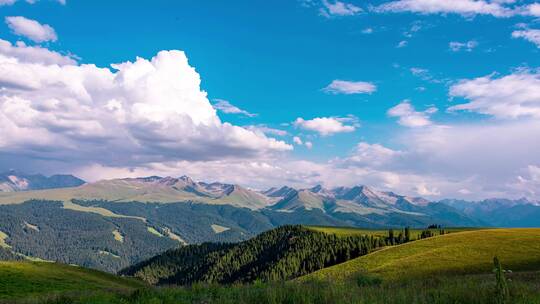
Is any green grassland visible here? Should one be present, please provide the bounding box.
[303,228,540,282]
[307,225,474,238]
[2,228,540,303]
[0,261,143,301]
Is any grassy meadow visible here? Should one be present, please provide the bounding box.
[304,228,540,282]
[307,225,475,238]
[2,228,540,303]
[0,261,143,301]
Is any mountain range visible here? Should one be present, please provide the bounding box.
[0,172,539,273]
[0,170,85,192]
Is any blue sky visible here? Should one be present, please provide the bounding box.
[1,0,540,200]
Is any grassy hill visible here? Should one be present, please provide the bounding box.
[303,228,540,282]
[2,228,540,303]
[0,261,143,300]
[120,225,387,285]
[307,225,474,238]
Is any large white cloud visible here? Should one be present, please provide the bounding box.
[449,70,540,118]
[0,39,75,65]
[5,16,57,43]
[0,47,292,169]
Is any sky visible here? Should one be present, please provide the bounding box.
[0,0,540,200]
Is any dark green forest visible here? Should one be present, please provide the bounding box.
[119,225,397,285]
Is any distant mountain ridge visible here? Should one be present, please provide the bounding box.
[0,170,85,192]
[0,172,538,273]
[440,198,540,227]
[0,174,478,226]
[2,173,538,229]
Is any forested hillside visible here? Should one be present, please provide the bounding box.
[120,225,388,285]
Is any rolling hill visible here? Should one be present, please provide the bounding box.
[2,227,540,304]
[302,228,540,282]
[0,261,143,300]
[119,225,387,285]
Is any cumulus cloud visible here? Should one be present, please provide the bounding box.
[0,39,76,65]
[323,80,376,95]
[294,116,357,136]
[5,16,57,43]
[524,3,540,16]
[449,40,478,52]
[374,0,515,18]
[319,0,362,17]
[512,28,540,48]
[0,47,292,170]
[388,100,436,127]
[449,70,540,119]
[212,99,257,117]
[67,118,540,200]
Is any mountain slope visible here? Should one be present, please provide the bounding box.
[0,176,274,210]
[303,228,540,282]
[0,171,85,192]
[0,261,143,300]
[120,225,385,285]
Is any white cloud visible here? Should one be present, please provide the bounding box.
[213,99,257,117]
[374,0,515,18]
[512,29,540,48]
[0,0,65,5]
[5,16,58,43]
[0,47,292,170]
[510,165,540,198]
[292,136,314,149]
[294,116,357,136]
[397,40,408,48]
[245,125,288,137]
[0,39,76,65]
[68,119,540,200]
[388,100,436,127]
[525,3,540,17]
[323,80,376,94]
[449,40,478,52]
[344,142,403,168]
[410,67,444,83]
[415,183,441,196]
[362,27,374,34]
[449,70,540,119]
[319,0,362,17]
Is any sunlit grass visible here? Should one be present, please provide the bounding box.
[303,228,540,282]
